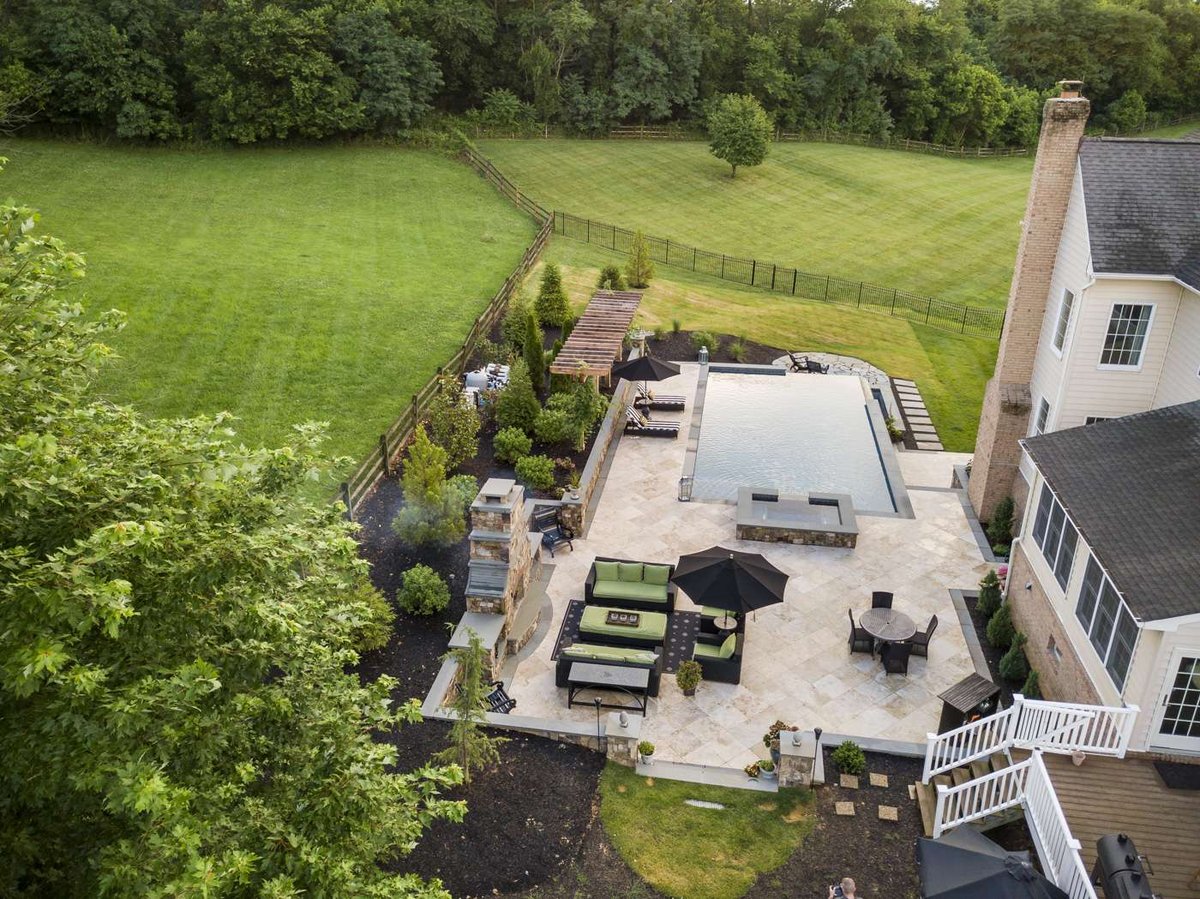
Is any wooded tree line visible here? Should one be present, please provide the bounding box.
[0,0,1197,146]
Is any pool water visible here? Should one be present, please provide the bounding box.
[690,372,897,512]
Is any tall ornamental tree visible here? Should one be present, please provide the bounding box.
[0,193,463,896]
[707,93,773,178]
[535,262,571,327]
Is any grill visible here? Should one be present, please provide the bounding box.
[1092,833,1158,899]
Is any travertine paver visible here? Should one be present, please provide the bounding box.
[835,801,856,817]
[507,364,991,769]
[869,773,889,788]
[839,774,860,789]
[878,805,899,821]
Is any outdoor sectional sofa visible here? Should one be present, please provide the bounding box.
[554,642,663,696]
[579,605,668,648]
[584,558,676,613]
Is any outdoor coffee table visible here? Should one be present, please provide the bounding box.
[567,662,650,715]
[859,607,916,653]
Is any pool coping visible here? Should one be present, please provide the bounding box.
[680,362,914,520]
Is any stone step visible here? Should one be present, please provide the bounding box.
[916,441,945,452]
[910,425,939,436]
[894,378,917,388]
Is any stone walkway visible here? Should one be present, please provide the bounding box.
[893,378,944,451]
[507,364,990,770]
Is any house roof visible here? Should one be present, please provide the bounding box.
[1078,138,1200,291]
[1020,401,1200,622]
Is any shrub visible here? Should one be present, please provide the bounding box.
[425,373,480,469]
[392,426,468,546]
[524,310,544,388]
[535,262,571,326]
[597,264,626,291]
[625,229,655,289]
[730,336,747,362]
[534,406,576,445]
[676,660,702,693]
[638,741,655,757]
[493,426,532,464]
[515,454,556,490]
[397,564,451,616]
[502,290,533,349]
[987,496,1015,547]
[986,602,1015,650]
[495,359,541,434]
[652,325,666,342]
[474,336,507,369]
[884,415,906,442]
[691,330,721,354]
[436,630,507,783]
[447,474,478,511]
[999,633,1029,683]
[562,315,575,342]
[977,569,1003,618]
[350,581,393,651]
[831,740,866,776]
[1021,669,1041,699]
[671,318,681,334]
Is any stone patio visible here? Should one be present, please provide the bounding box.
[507,363,989,770]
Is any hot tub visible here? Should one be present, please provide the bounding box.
[735,487,858,548]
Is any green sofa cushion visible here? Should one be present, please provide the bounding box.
[643,564,671,586]
[594,560,620,582]
[581,606,667,640]
[694,634,737,660]
[561,643,658,664]
[617,562,644,582]
[593,581,669,603]
[700,606,738,619]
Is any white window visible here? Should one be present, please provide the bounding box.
[1100,303,1153,367]
[1030,483,1078,590]
[1074,556,1138,690]
[1052,288,1075,353]
[1034,397,1050,435]
[1084,416,1110,426]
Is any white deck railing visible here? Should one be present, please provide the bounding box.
[923,694,1139,782]
[932,751,1098,899]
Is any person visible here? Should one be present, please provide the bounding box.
[828,877,858,898]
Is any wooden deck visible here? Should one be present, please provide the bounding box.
[1040,752,1200,896]
[549,290,641,378]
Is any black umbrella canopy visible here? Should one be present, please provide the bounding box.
[611,354,681,384]
[670,545,788,614]
[917,827,1068,899]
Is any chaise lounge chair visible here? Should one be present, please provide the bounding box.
[788,352,829,374]
[624,406,679,438]
[633,384,686,412]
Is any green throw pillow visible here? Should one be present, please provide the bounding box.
[643,564,671,586]
[718,634,737,660]
[594,561,620,582]
[618,562,644,582]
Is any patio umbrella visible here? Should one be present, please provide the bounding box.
[917,826,1069,899]
[670,545,788,615]
[611,354,681,395]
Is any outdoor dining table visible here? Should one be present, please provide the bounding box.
[859,607,916,650]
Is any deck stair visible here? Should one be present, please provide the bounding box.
[914,752,1021,837]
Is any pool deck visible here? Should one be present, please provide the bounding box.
[507,363,990,769]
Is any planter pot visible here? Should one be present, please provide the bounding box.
[770,747,781,766]
[760,768,777,782]
[682,686,696,697]
[640,754,654,766]
[1071,750,1086,767]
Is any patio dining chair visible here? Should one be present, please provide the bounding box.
[847,608,873,654]
[880,640,912,675]
[871,591,894,609]
[909,614,938,658]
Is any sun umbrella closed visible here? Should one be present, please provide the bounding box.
[670,545,788,615]
[917,826,1069,899]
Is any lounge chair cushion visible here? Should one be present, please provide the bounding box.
[643,564,671,586]
[617,562,644,582]
[700,606,737,619]
[580,606,668,641]
[561,643,658,664]
[694,634,737,660]
[594,560,620,582]
[592,580,669,603]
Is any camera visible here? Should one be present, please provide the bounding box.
[831,887,844,898]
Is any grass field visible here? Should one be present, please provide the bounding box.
[529,239,997,451]
[480,139,1032,310]
[599,763,813,899]
[0,139,536,471]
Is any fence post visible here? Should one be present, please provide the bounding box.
[693,247,697,271]
[587,218,591,243]
[857,282,864,307]
[792,270,797,295]
[721,255,726,278]
[666,238,670,265]
[751,259,756,285]
[891,288,898,314]
[771,264,776,290]
[925,297,933,324]
[379,433,390,476]
[961,306,969,333]
[340,482,352,520]
[823,276,830,301]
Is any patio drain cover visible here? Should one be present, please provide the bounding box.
[685,800,726,810]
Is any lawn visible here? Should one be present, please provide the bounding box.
[479,139,1032,310]
[599,763,813,899]
[0,139,536,473]
[532,240,997,451]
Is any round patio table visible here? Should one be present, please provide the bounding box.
[713,614,739,633]
[859,607,916,645]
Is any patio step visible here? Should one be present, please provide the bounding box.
[913,753,1020,837]
[890,377,944,451]
[634,759,779,793]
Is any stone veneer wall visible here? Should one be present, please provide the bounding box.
[969,93,1090,522]
[735,523,857,548]
[466,485,533,621]
[1007,542,1102,705]
[557,376,635,536]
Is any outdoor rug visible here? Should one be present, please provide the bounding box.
[552,600,699,673]
[1154,761,1200,790]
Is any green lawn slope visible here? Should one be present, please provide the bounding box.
[0,139,536,469]
[479,139,1031,311]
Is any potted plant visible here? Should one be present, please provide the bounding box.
[758,758,776,781]
[638,741,655,765]
[744,761,761,779]
[762,720,799,766]
[676,660,703,697]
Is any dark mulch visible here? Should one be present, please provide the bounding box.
[647,330,786,366]
[962,595,1018,708]
[745,749,926,899]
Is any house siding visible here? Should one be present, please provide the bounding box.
[1129,621,1200,754]
[1154,288,1200,409]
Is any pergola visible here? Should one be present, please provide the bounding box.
[549,290,642,382]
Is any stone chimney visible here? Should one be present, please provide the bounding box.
[968,81,1089,522]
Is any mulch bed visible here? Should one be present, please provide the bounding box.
[744,748,926,899]
[647,330,786,366]
[962,594,1018,708]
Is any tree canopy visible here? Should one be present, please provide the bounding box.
[0,183,462,896]
[707,93,773,177]
[0,0,1196,146]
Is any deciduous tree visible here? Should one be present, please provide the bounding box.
[625,229,655,289]
[707,93,773,177]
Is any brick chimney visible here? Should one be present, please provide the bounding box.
[968,81,1089,522]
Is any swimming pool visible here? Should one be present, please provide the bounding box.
[689,370,899,512]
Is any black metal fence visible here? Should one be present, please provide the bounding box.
[553,212,1005,339]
